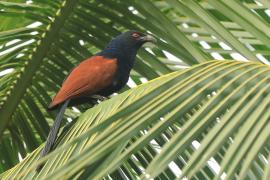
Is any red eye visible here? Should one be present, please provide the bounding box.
[132,33,140,38]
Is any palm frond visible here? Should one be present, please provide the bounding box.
[1,60,270,179]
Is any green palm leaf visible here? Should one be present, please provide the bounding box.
[1,60,270,179]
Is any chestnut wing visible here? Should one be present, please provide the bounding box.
[49,56,117,108]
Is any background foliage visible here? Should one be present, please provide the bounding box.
[1,0,270,179]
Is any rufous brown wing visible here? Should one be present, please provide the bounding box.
[49,56,117,109]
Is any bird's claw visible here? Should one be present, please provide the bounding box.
[91,95,108,102]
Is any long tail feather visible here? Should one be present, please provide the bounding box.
[37,99,70,171]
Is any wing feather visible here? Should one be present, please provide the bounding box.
[49,56,117,108]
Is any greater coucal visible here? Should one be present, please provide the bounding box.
[39,31,156,162]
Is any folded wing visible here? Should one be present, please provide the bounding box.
[49,56,117,109]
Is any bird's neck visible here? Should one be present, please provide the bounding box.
[97,41,138,68]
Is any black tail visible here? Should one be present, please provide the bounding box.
[37,99,70,171]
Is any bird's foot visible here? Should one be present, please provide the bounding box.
[91,95,109,102]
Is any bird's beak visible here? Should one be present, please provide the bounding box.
[141,34,157,43]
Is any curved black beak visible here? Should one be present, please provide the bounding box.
[141,34,157,43]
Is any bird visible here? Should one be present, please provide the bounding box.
[38,30,156,167]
